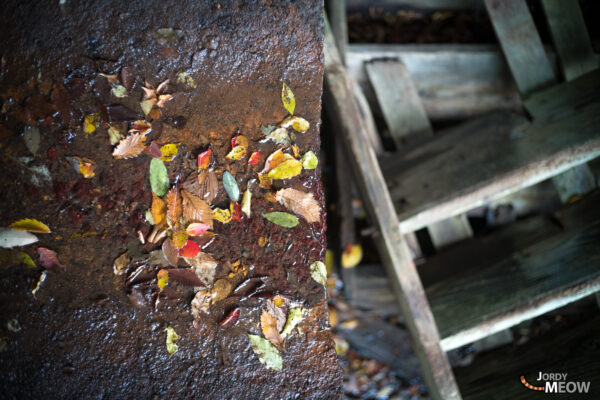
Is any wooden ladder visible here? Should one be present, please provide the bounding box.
[324,1,600,398]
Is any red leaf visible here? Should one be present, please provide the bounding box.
[167,268,205,287]
[37,247,65,271]
[179,240,200,258]
[230,134,238,149]
[248,151,261,166]
[197,148,212,170]
[230,201,242,222]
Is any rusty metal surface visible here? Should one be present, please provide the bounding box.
[0,1,342,398]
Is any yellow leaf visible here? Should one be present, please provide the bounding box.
[258,236,268,247]
[281,83,295,115]
[83,113,99,133]
[280,116,309,132]
[172,230,188,249]
[75,157,95,178]
[9,219,51,234]
[261,149,285,173]
[226,146,246,160]
[151,193,167,225]
[291,145,300,158]
[241,189,251,217]
[341,244,363,269]
[157,269,169,290]
[257,173,272,189]
[301,151,318,170]
[140,99,155,116]
[159,143,179,162]
[166,326,179,355]
[177,72,196,89]
[267,159,302,180]
[213,208,232,223]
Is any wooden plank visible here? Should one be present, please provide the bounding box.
[346,44,522,120]
[366,60,433,147]
[385,104,600,233]
[430,219,600,350]
[484,0,556,96]
[455,313,600,399]
[328,0,347,65]
[427,214,473,249]
[541,0,598,82]
[324,15,461,400]
[347,0,482,10]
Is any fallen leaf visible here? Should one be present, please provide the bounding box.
[226,145,246,160]
[113,133,146,159]
[230,201,242,222]
[222,171,239,202]
[129,120,152,135]
[184,252,218,287]
[183,170,218,204]
[113,252,130,276]
[341,244,363,269]
[177,72,196,88]
[107,126,124,145]
[265,127,290,145]
[151,193,167,225]
[291,145,300,158]
[140,99,155,116]
[267,159,302,180]
[258,237,269,247]
[248,334,282,371]
[98,73,117,84]
[310,261,327,287]
[212,208,232,224]
[111,84,127,98]
[23,126,40,155]
[281,307,307,338]
[191,290,212,317]
[146,249,171,267]
[166,326,179,355]
[157,94,173,108]
[75,156,95,178]
[167,268,204,287]
[149,158,169,197]
[179,240,200,258]
[261,149,285,173]
[9,219,51,234]
[186,223,210,236]
[83,113,99,133]
[166,188,183,228]
[172,230,188,249]
[0,229,38,248]
[219,308,240,327]
[157,269,169,290]
[181,190,213,228]
[248,151,261,166]
[146,141,162,158]
[281,83,295,115]
[257,174,272,189]
[20,252,36,267]
[37,247,65,271]
[301,151,318,170]
[160,143,179,162]
[162,238,178,266]
[262,212,299,228]
[241,189,251,217]
[275,188,320,223]
[280,115,309,132]
[261,309,284,350]
[7,319,21,333]
[265,298,287,332]
[156,79,170,94]
[197,148,212,170]
[261,125,276,136]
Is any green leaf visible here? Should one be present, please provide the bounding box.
[247,334,282,371]
[301,151,318,170]
[281,83,295,115]
[262,212,298,228]
[20,252,36,268]
[310,261,327,286]
[149,158,169,197]
[166,326,179,355]
[145,209,155,225]
[281,307,307,338]
[222,171,240,202]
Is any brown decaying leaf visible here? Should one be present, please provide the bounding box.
[113,133,146,159]
[275,188,320,223]
[181,189,213,228]
[264,298,287,332]
[184,252,218,287]
[37,247,65,272]
[50,82,71,126]
[167,268,205,287]
[261,309,284,350]
[162,238,178,267]
[151,193,167,225]
[183,170,218,204]
[166,187,183,228]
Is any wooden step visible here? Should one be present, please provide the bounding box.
[429,191,600,350]
[384,101,600,233]
[454,310,600,399]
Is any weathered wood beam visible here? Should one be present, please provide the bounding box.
[324,15,461,400]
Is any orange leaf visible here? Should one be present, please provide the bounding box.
[151,193,167,225]
[275,188,320,223]
[112,133,146,159]
[261,309,284,350]
[181,189,213,228]
[166,188,183,228]
[157,269,169,290]
[261,149,285,173]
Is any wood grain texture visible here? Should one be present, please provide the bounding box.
[324,15,461,400]
[484,0,556,96]
[385,104,600,233]
[541,0,598,81]
[347,44,522,120]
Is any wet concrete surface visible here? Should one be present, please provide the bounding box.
[0,1,342,398]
